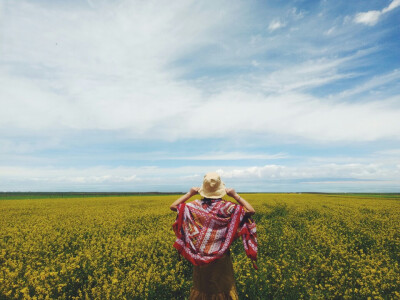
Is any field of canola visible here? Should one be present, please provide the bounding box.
[1,193,400,299]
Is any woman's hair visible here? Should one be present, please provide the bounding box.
[202,197,221,201]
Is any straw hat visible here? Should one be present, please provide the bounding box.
[198,172,226,199]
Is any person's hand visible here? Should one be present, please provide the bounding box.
[225,188,237,198]
[189,187,200,196]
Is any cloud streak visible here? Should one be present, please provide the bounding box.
[354,0,400,26]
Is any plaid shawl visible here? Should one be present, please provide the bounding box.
[172,198,258,269]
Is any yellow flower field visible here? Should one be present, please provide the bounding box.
[1,194,399,299]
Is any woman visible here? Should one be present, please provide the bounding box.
[170,172,257,300]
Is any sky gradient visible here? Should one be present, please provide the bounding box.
[1,0,400,192]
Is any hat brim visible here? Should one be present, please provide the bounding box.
[198,181,226,199]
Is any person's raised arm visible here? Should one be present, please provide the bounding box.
[170,187,199,211]
[225,188,255,216]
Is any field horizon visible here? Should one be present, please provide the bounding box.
[1,191,400,201]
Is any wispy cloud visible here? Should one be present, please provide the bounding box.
[268,20,286,31]
[335,69,400,99]
[169,152,288,160]
[257,54,360,93]
[354,0,400,26]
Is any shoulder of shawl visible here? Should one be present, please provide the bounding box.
[216,200,238,216]
[223,200,237,208]
[187,199,201,208]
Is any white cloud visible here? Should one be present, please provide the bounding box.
[354,10,381,26]
[382,0,400,13]
[217,162,400,181]
[303,180,400,186]
[354,0,400,26]
[376,149,400,156]
[2,73,400,142]
[324,27,336,36]
[1,1,399,144]
[175,152,288,160]
[2,159,400,191]
[268,20,286,31]
[165,91,400,142]
[0,138,62,154]
[0,165,213,191]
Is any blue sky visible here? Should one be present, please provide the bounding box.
[1,0,400,192]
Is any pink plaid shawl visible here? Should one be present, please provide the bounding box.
[172,198,257,269]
